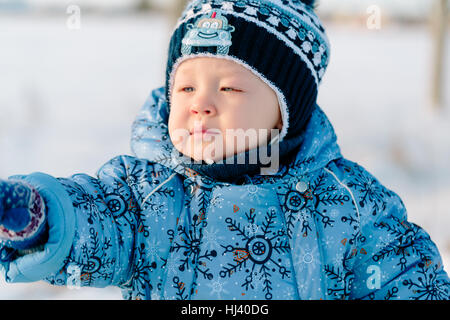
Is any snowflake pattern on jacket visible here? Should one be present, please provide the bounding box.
[1,86,449,300]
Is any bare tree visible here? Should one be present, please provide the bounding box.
[430,0,448,110]
[136,0,153,12]
[170,0,189,26]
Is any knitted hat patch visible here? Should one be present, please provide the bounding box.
[181,11,236,55]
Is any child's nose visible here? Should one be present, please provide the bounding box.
[190,98,216,116]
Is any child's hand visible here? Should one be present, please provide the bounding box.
[0,179,47,251]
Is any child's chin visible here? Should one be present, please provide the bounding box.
[180,143,225,164]
[175,142,260,164]
[172,145,219,163]
[190,152,223,164]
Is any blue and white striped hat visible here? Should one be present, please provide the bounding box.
[165,0,330,144]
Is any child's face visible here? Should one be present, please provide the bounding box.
[168,57,282,162]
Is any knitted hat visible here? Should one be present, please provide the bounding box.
[164,0,330,145]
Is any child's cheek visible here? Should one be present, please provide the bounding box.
[169,126,190,147]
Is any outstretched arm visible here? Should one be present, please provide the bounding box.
[0,155,171,289]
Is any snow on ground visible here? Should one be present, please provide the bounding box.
[0,12,449,299]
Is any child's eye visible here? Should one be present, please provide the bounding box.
[221,87,240,92]
[180,87,241,93]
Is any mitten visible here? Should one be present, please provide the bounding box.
[0,179,48,252]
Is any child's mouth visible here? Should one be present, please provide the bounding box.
[191,130,220,141]
[192,129,218,135]
[190,126,221,136]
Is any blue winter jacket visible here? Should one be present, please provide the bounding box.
[1,86,449,300]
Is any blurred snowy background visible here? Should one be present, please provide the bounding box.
[0,0,449,299]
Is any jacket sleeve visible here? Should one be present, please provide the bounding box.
[1,155,163,288]
[340,159,450,300]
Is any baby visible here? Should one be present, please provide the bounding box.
[1,0,449,300]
